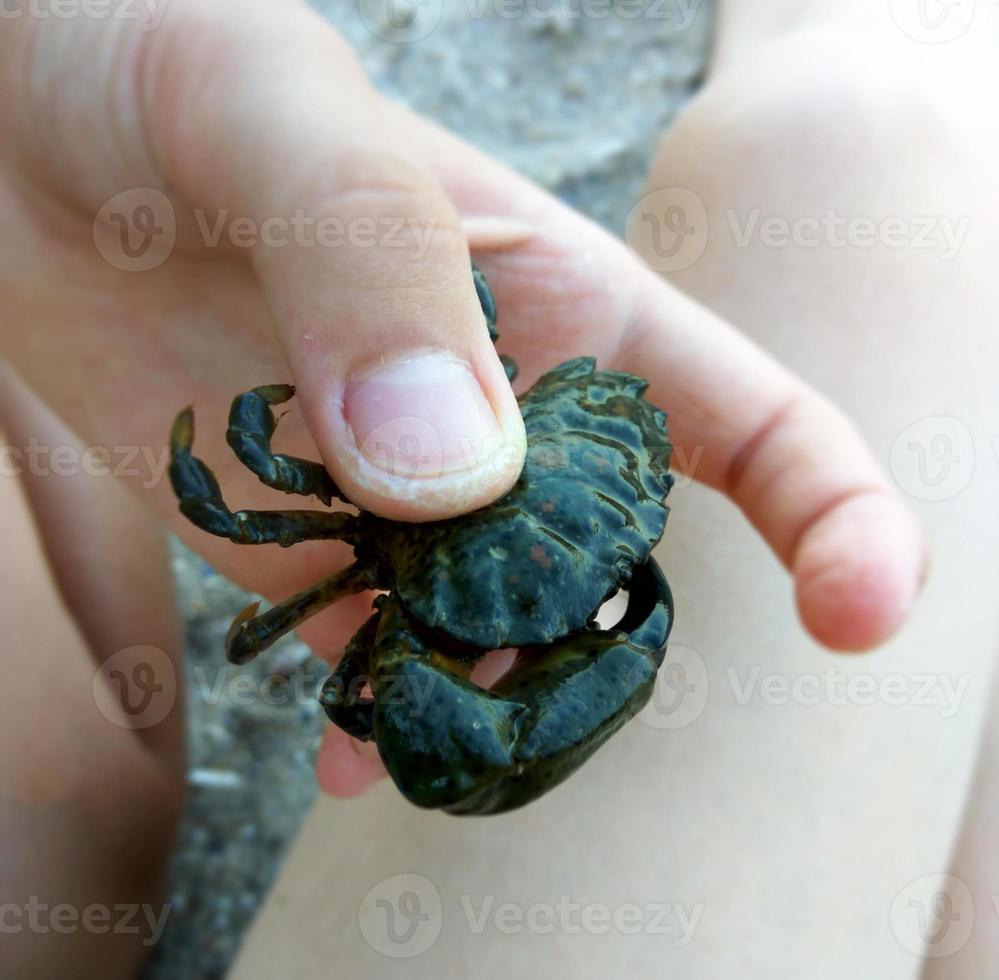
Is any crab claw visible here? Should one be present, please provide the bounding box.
[225,602,263,664]
[349,560,672,815]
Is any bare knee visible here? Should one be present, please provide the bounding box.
[651,29,976,209]
[639,27,994,315]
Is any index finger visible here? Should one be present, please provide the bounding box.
[620,273,926,651]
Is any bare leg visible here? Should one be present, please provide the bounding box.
[231,4,999,978]
[0,366,185,976]
[921,677,999,977]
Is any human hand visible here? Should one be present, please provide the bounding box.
[0,0,925,796]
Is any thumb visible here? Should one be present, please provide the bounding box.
[145,0,525,520]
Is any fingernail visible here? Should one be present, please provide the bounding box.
[345,351,503,480]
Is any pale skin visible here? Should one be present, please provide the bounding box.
[1,0,996,975]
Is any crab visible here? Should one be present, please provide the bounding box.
[168,267,675,815]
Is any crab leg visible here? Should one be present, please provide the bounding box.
[225,563,377,665]
[473,263,518,383]
[227,385,345,505]
[169,408,359,547]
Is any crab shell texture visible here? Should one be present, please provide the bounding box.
[358,357,673,651]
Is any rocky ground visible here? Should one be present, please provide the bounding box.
[142,4,713,976]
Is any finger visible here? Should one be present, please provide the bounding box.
[622,276,927,651]
[316,726,385,799]
[142,0,525,521]
[383,111,928,651]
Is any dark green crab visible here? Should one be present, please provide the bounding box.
[168,268,675,815]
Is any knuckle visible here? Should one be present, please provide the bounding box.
[281,144,466,268]
[302,146,454,223]
[704,31,948,156]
